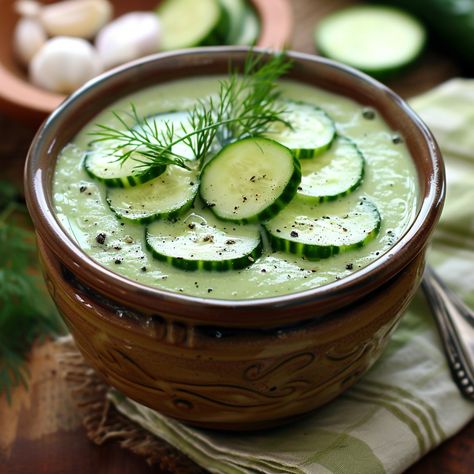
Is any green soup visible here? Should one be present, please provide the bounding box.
[53,77,418,300]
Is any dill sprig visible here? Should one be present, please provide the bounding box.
[0,182,64,403]
[90,52,292,172]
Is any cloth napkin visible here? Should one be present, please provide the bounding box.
[108,80,474,474]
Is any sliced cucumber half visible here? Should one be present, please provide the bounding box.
[264,197,381,260]
[265,101,336,159]
[233,5,260,46]
[219,0,247,44]
[145,203,263,271]
[298,136,364,202]
[200,137,301,223]
[106,164,199,224]
[158,0,225,50]
[315,6,426,77]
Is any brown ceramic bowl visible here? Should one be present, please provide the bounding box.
[0,0,292,123]
[25,47,444,430]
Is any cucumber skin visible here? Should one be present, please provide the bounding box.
[375,0,474,69]
[106,191,196,225]
[145,230,263,272]
[83,152,166,189]
[199,138,302,224]
[265,218,381,261]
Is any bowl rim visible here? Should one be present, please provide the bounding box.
[0,0,292,122]
[25,46,445,325]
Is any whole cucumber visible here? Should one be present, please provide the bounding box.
[376,0,474,68]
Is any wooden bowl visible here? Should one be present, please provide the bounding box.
[25,47,445,430]
[0,0,292,123]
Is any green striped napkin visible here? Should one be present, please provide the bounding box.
[109,80,474,474]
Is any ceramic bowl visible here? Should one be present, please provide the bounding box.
[0,0,292,123]
[25,47,445,430]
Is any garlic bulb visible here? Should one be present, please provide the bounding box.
[39,0,113,39]
[95,12,161,70]
[14,17,47,65]
[30,37,103,94]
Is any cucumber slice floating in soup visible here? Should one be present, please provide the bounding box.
[84,148,166,188]
[200,137,301,223]
[84,110,193,188]
[158,0,226,50]
[264,197,381,260]
[264,101,336,159]
[315,6,426,77]
[106,165,199,224]
[298,136,364,202]
[145,204,263,271]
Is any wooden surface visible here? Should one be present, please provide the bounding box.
[1,0,473,473]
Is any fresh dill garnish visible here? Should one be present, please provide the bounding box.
[89,52,292,172]
[0,182,64,403]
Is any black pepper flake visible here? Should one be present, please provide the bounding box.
[392,134,403,144]
[114,259,122,265]
[96,233,106,244]
[188,223,196,230]
[114,246,122,250]
[362,108,376,120]
[346,263,353,270]
[250,175,256,182]
[79,185,87,193]
[141,266,147,272]
[290,231,299,237]
[261,268,267,273]
[226,239,236,245]
[207,288,213,293]
[276,229,281,233]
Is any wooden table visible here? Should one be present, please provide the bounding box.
[1,1,473,472]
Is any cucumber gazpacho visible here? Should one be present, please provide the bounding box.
[53,54,417,300]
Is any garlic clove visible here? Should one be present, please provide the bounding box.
[30,37,103,94]
[14,17,47,66]
[95,12,161,70]
[39,0,113,39]
[14,0,41,18]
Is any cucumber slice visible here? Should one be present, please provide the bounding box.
[145,203,263,271]
[315,6,426,77]
[298,136,364,202]
[84,110,193,188]
[264,197,381,260]
[264,101,336,159]
[158,0,225,50]
[84,148,166,188]
[233,6,260,46]
[219,0,246,44]
[200,137,301,223]
[106,165,199,224]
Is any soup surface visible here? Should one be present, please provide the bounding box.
[53,77,418,299]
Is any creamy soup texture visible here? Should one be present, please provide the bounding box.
[53,77,418,299]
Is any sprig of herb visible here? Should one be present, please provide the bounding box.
[0,182,64,403]
[90,52,292,172]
